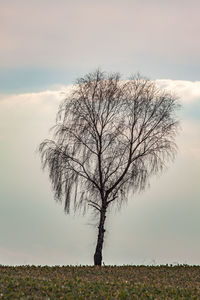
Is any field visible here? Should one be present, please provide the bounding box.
[0,265,200,299]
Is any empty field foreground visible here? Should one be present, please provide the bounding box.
[0,265,200,299]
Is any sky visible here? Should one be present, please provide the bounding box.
[0,0,200,266]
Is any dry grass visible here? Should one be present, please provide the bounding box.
[0,265,200,299]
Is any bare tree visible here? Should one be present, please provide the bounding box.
[39,70,179,266]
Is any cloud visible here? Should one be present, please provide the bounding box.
[0,79,199,144]
[0,85,74,137]
[0,78,199,124]
[0,87,64,107]
[156,79,200,104]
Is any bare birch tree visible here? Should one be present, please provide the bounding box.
[39,70,179,266]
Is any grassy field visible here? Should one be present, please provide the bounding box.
[0,265,200,299]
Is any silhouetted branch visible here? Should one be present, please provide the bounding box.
[39,69,180,266]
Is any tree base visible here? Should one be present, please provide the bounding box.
[94,251,102,266]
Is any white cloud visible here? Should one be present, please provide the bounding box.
[178,119,200,161]
[156,79,200,104]
[1,79,199,107]
[0,79,198,144]
[0,86,64,107]
[0,85,74,139]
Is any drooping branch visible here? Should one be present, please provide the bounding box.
[39,70,179,215]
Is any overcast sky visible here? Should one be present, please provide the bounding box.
[0,0,200,266]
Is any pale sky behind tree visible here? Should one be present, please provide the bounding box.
[0,0,200,265]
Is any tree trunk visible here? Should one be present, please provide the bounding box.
[94,208,106,266]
